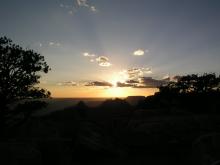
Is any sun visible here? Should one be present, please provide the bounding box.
[108,73,127,87]
[103,74,129,97]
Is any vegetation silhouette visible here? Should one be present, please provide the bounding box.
[138,73,220,114]
[0,36,50,131]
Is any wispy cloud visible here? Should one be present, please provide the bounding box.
[90,6,97,12]
[82,52,97,63]
[82,53,112,66]
[119,67,152,80]
[60,0,97,15]
[83,52,96,57]
[96,56,112,67]
[133,49,149,56]
[57,81,77,86]
[49,42,61,47]
[85,81,113,87]
[77,0,89,7]
[76,0,97,12]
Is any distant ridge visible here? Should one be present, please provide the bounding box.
[125,96,145,105]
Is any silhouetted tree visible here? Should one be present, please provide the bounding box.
[159,73,220,95]
[138,73,220,113]
[159,73,220,112]
[0,36,50,129]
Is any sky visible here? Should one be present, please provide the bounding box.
[0,0,220,98]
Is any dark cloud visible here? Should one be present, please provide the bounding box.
[116,77,169,88]
[138,77,168,88]
[116,82,134,87]
[85,81,113,87]
[126,80,139,84]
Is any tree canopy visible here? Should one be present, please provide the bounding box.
[0,36,51,109]
[138,73,220,113]
[159,73,220,95]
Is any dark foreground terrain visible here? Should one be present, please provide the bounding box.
[1,98,220,165]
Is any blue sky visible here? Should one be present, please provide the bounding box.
[0,0,220,97]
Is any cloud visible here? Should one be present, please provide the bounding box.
[116,82,134,87]
[83,53,111,66]
[49,42,61,47]
[115,76,169,88]
[126,80,139,84]
[60,0,97,16]
[83,52,97,63]
[120,67,152,79]
[133,49,149,56]
[133,49,145,56]
[76,0,97,12]
[85,81,113,87]
[57,81,77,86]
[77,0,89,7]
[137,77,168,88]
[96,56,112,67]
[83,52,96,57]
[90,6,97,12]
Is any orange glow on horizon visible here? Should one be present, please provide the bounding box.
[41,84,158,98]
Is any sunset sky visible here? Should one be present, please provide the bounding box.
[0,0,220,97]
